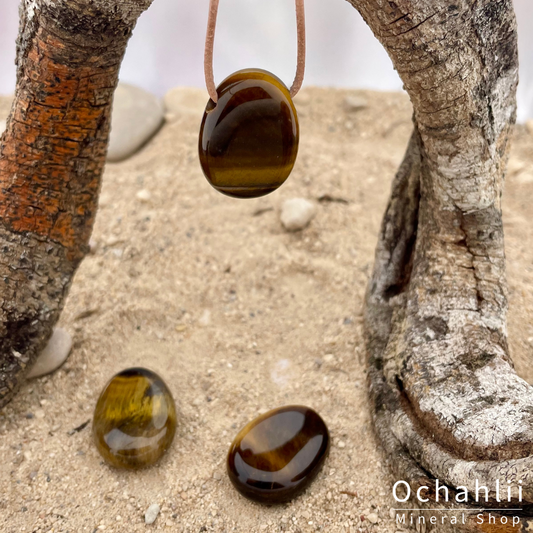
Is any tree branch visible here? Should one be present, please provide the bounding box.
[0,0,154,407]
[347,0,533,527]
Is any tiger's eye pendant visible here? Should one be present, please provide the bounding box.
[199,68,299,199]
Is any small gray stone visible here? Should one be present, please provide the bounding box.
[107,84,164,162]
[164,87,209,117]
[27,327,72,379]
[280,198,317,232]
[144,503,160,525]
[343,95,368,112]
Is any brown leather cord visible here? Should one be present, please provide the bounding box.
[204,0,220,104]
[204,0,306,104]
[291,0,306,98]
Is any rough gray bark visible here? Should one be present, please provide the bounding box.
[347,0,533,529]
[0,0,154,407]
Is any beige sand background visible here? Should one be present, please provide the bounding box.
[1,88,533,533]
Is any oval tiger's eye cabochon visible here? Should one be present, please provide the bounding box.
[199,69,299,199]
[93,368,177,469]
[227,405,330,504]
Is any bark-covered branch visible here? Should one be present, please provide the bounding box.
[346,0,533,528]
[0,0,153,407]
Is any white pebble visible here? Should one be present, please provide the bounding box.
[136,189,152,202]
[337,440,346,449]
[367,513,379,524]
[98,192,111,208]
[106,235,122,247]
[145,503,160,525]
[198,309,211,326]
[27,327,72,379]
[280,198,317,232]
[343,95,368,112]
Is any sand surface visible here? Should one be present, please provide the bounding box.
[1,87,533,533]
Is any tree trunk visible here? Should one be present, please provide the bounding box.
[0,0,153,407]
[348,0,533,529]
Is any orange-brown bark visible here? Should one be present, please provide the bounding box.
[0,22,121,262]
[0,1,146,407]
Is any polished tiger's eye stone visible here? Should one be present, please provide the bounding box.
[199,68,299,199]
[92,368,177,469]
[227,405,329,504]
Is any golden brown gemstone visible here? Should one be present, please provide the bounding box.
[227,405,330,504]
[198,68,299,199]
[92,368,177,469]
